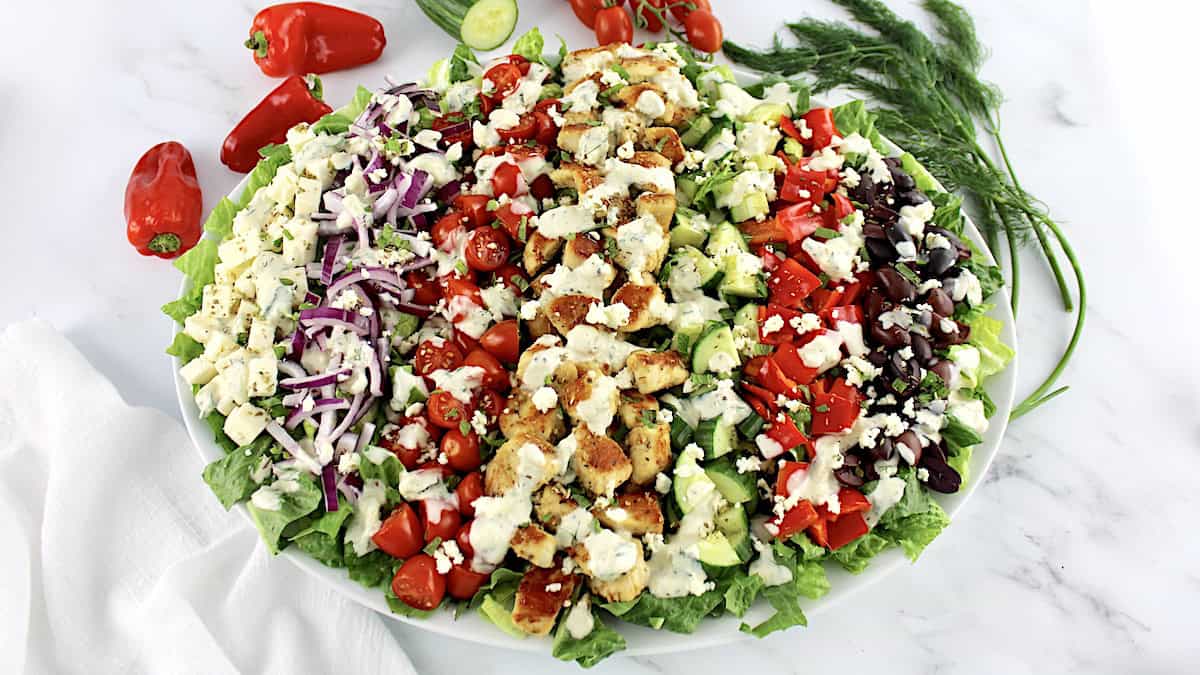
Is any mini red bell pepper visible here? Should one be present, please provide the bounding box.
[246,2,387,77]
[800,107,838,150]
[768,258,822,309]
[124,142,203,258]
[221,75,332,173]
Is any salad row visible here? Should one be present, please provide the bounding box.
[167,30,1012,667]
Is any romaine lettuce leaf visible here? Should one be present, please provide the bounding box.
[248,472,321,554]
[551,607,627,668]
[512,27,545,63]
[311,85,373,135]
[165,332,203,362]
[967,313,1014,381]
[830,532,890,574]
[832,100,885,152]
[344,549,399,589]
[237,144,292,208]
[290,498,353,568]
[600,587,724,633]
[722,571,765,618]
[739,542,828,638]
[201,434,272,509]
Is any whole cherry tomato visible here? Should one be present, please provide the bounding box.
[496,114,537,142]
[483,62,522,99]
[529,174,555,200]
[594,5,634,45]
[684,9,723,53]
[446,562,490,600]
[474,389,504,424]
[413,339,465,376]
[371,503,423,558]
[491,162,525,198]
[464,348,510,391]
[391,554,446,611]
[427,390,473,429]
[456,475,484,518]
[465,227,512,273]
[455,520,476,558]
[404,270,442,306]
[668,0,710,21]
[533,111,559,146]
[431,211,467,248]
[634,0,667,32]
[420,500,462,543]
[479,320,520,365]
[441,428,483,472]
[569,0,623,28]
[452,194,490,229]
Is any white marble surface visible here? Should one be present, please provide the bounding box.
[1,0,1196,672]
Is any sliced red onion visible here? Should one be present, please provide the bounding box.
[367,351,384,398]
[330,391,367,440]
[305,291,321,306]
[281,390,309,408]
[303,317,369,336]
[317,220,356,236]
[395,302,434,317]
[310,211,338,221]
[373,187,400,216]
[280,369,351,390]
[409,212,429,229]
[325,267,407,300]
[321,237,342,285]
[321,464,339,512]
[401,170,430,209]
[354,422,377,455]
[323,191,344,213]
[266,421,304,460]
[285,397,350,430]
[288,328,306,358]
[300,307,355,323]
[436,179,463,203]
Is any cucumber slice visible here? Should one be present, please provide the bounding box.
[691,323,739,374]
[676,175,697,207]
[704,221,749,260]
[680,115,714,147]
[694,417,736,459]
[782,137,804,163]
[705,458,756,504]
[736,410,765,439]
[728,192,771,224]
[460,0,519,50]
[669,415,694,453]
[696,531,741,567]
[672,447,711,515]
[715,505,753,562]
[672,321,704,359]
[744,102,791,126]
[732,302,762,360]
[479,595,525,638]
[669,246,720,289]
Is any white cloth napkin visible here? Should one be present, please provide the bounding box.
[0,319,418,675]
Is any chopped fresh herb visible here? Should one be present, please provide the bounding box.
[815,404,830,413]
[422,537,442,555]
[612,64,631,81]
[892,378,909,393]
[640,409,657,427]
[279,277,294,286]
[282,229,294,240]
[896,262,921,284]
[510,275,529,291]
[517,216,528,242]
[813,227,841,239]
[273,345,286,359]
[459,421,472,435]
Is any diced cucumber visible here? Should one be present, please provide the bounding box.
[676,175,697,207]
[744,102,791,126]
[719,253,767,299]
[680,115,714,147]
[732,303,762,360]
[672,321,705,359]
[393,312,421,339]
[673,447,711,515]
[691,323,739,374]
[714,504,752,562]
[783,137,804,163]
[705,458,756,504]
[694,417,736,459]
[746,154,782,173]
[736,410,766,439]
[670,209,710,250]
[459,0,519,50]
[696,531,741,567]
[704,222,749,260]
[669,246,720,289]
[728,192,771,224]
[669,415,694,453]
[479,595,525,638]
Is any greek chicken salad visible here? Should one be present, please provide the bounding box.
[166,30,1013,666]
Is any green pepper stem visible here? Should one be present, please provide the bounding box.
[244,30,268,59]
[148,233,182,254]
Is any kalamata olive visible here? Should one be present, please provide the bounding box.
[842,453,861,468]
[930,358,956,385]
[891,168,916,191]
[883,156,902,170]
[911,334,934,365]
[835,467,865,487]
[872,437,897,462]
[886,222,913,248]
[926,247,957,277]
[864,289,888,321]
[850,178,877,204]
[865,237,898,263]
[926,288,954,316]
[896,430,923,465]
[877,267,917,303]
[920,443,961,493]
[871,321,912,348]
[897,189,928,206]
[867,349,889,368]
[863,223,887,240]
[931,315,970,346]
[860,460,880,483]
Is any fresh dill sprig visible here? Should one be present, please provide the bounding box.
[723,0,1085,419]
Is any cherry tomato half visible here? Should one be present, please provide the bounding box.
[432,212,467,248]
[427,390,473,429]
[391,554,446,611]
[454,194,493,228]
[420,500,462,543]
[404,270,442,306]
[456,520,476,558]
[490,264,528,294]
[441,428,483,472]
[447,562,490,600]
[493,204,530,240]
[371,503,423,559]
[480,319,520,365]
[530,173,555,200]
[444,277,484,308]
[496,114,537,142]
[464,348,510,391]
[465,227,512,272]
[484,62,522,99]
[684,10,723,53]
[595,5,634,45]
[533,111,559,146]
[431,112,472,148]
[455,472,484,518]
[491,162,525,198]
[474,389,504,425]
[379,419,434,469]
[413,338,464,376]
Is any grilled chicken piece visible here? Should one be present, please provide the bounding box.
[484,435,560,496]
[593,492,664,535]
[640,127,685,165]
[571,427,633,497]
[545,294,597,335]
[511,524,558,568]
[626,350,689,394]
[499,390,567,445]
[625,421,673,486]
[511,560,577,636]
[534,483,579,530]
[617,390,659,428]
[523,230,562,275]
[610,283,667,331]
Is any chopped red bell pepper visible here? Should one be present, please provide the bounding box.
[771,342,820,386]
[749,356,800,398]
[739,216,791,245]
[741,383,778,419]
[830,192,855,221]
[811,378,863,435]
[801,107,838,150]
[772,500,819,540]
[807,287,845,313]
[768,258,822,309]
[781,164,830,204]
[759,304,804,345]
[766,413,809,453]
[826,511,870,550]
[777,202,823,242]
[822,305,863,327]
[806,518,829,548]
[779,115,806,142]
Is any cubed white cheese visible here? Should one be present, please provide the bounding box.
[224,403,269,447]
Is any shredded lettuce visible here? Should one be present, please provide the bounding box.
[551,607,627,668]
[345,549,399,589]
[722,572,766,618]
[968,313,1015,380]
